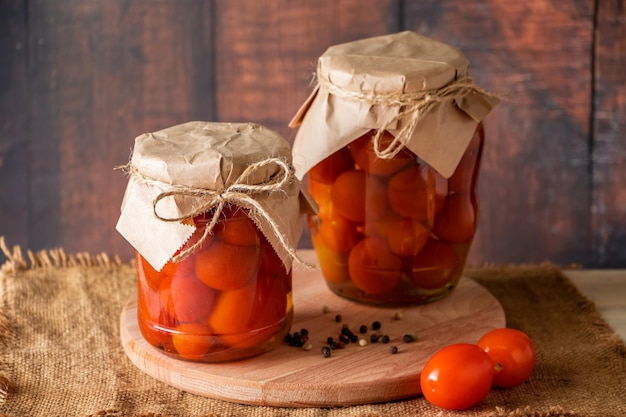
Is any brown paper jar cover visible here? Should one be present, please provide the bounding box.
[289,32,498,306]
[289,30,499,180]
[116,121,314,272]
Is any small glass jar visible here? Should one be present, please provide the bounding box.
[136,206,293,362]
[117,121,311,362]
[290,31,498,306]
[307,124,484,306]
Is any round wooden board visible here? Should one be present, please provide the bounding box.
[120,251,505,407]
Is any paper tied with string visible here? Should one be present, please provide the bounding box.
[116,121,316,272]
[289,31,500,179]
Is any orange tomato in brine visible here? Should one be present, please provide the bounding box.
[213,206,260,247]
[349,131,413,175]
[159,274,217,323]
[319,212,360,253]
[136,252,163,290]
[432,193,478,243]
[331,170,367,223]
[171,322,216,361]
[308,179,334,220]
[207,283,256,341]
[309,147,354,184]
[312,233,351,284]
[385,217,429,257]
[348,237,403,294]
[364,174,389,222]
[244,270,290,347]
[137,284,177,353]
[253,270,288,326]
[406,240,460,289]
[259,236,286,276]
[361,209,399,239]
[182,216,218,255]
[388,165,447,221]
[136,252,195,291]
[194,240,259,290]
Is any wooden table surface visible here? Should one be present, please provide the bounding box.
[564,269,626,342]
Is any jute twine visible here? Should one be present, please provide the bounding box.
[119,158,311,268]
[316,72,500,159]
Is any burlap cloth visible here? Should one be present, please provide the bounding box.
[0,238,624,417]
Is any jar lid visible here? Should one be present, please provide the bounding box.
[116,121,315,271]
[290,31,499,178]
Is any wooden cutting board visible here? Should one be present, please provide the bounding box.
[120,251,505,407]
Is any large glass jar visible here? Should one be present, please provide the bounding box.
[307,124,484,306]
[116,121,311,362]
[136,206,293,362]
[290,31,498,306]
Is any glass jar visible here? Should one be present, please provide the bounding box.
[136,206,293,362]
[290,31,498,306]
[307,124,484,306]
[117,121,311,362]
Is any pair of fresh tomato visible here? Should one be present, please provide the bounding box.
[420,328,536,410]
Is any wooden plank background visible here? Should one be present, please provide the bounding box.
[1,0,624,268]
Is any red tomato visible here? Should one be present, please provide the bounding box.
[364,173,389,221]
[171,322,216,361]
[385,217,429,257]
[309,147,354,184]
[319,212,360,253]
[406,240,460,289]
[420,343,494,410]
[136,251,195,291]
[137,281,177,353]
[331,170,367,223]
[477,328,536,388]
[158,274,217,323]
[207,282,258,345]
[387,165,447,222]
[213,206,259,247]
[307,179,333,220]
[194,240,259,290]
[348,237,403,295]
[311,233,351,284]
[349,130,413,175]
[432,193,477,243]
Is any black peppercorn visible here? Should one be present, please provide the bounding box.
[403,334,416,343]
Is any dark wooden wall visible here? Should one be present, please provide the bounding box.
[1,0,625,268]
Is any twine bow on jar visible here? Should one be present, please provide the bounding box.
[121,158,310,267]
[316,72,498,160]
